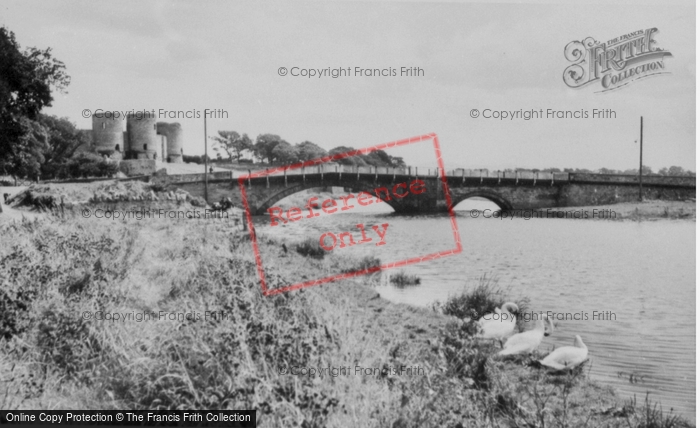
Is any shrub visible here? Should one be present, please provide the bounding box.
[59,153,119,179]
[182,155,202,164]
[441,275,530,334]
[389,271,421,287]
[295,238,327,259]
[442,275,506,321]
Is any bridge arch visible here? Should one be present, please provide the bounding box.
[254,181,401,215]
[451,189,513,212]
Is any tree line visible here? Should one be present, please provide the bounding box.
[209,131,406,168]
[493,166,695,177]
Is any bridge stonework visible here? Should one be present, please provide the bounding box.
[163,172,695,215]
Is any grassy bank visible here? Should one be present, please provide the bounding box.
[0,212,692,427]
[529,200,695,221]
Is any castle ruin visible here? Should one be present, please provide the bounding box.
[90,112,183,163]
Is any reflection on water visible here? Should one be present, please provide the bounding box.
[253,197,696,420]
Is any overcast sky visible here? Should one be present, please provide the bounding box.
[1,0,695,171]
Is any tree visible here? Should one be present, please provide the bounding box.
[35,114,91,179]
[295,141,327,161]
[62,153,118,179]
[390,156,406,167]
[363,151,385,167]
[329,146,367,166]
[0,27,70,180]
[10,117,49,181]
[668,166,685,176]
[210,131,252,162]
[254,134,283,163]
[271,141,299,164]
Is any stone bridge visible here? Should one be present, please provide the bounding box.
[156,166,696,215]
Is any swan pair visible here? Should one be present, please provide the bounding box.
[477,303,589,370]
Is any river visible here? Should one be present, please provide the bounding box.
[253,196,696,420]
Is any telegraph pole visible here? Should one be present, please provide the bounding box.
[204,110,209,204]
[638,116,643,201]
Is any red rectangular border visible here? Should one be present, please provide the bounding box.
[238,133,463,296]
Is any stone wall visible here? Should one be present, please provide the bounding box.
[151,171,233,187]
[560,183,695,206]
[119,159,156,176]
[570,173,695,186]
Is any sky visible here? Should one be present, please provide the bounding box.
[0,0,695,172]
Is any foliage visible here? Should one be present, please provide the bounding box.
[271,141,299,164]
[3,117,50,181]
[0,219,339,425]
[210,131,253,162]
[296,141,328,161]
[35,115,92,179]
[328,146,405,168]
[60,153,118,179]
[441,275,529,334]
[0,27,70,180]
[295,237,327,259]
[389,271,421,287]
[254,134,283,163]
[182,154,212,164]
[328,146,367,166]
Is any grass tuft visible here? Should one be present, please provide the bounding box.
[389,271,421,288]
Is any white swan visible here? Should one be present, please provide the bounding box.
[497,315,554,356]
[476,302,519,347]
[538,335,588,371]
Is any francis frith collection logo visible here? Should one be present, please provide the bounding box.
[563,28,672,93]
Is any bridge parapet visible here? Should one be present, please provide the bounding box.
[570,173,695,187]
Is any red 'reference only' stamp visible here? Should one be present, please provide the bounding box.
[238,133,462,296]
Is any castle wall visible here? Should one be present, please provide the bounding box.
[127,113,158,159]
[92,115,124,155]
[119,159,156,176]
[157,122,184,163]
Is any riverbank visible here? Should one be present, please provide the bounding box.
[505,200,695,221]
[0,212,692,427]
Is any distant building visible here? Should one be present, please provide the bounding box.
[87,112,183,163]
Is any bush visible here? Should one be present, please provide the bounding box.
[295,238,327,259]
[389,271,421,287]
[442,275,506,321]
[441,275,530,334]
[59,153,119,179]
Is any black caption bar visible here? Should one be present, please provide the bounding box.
[0,411,256,427]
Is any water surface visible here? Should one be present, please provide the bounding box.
[253,198,696,419]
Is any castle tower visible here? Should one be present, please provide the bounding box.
[126,112,158,160]
[156,122,183,163]
[92,114,124,159]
